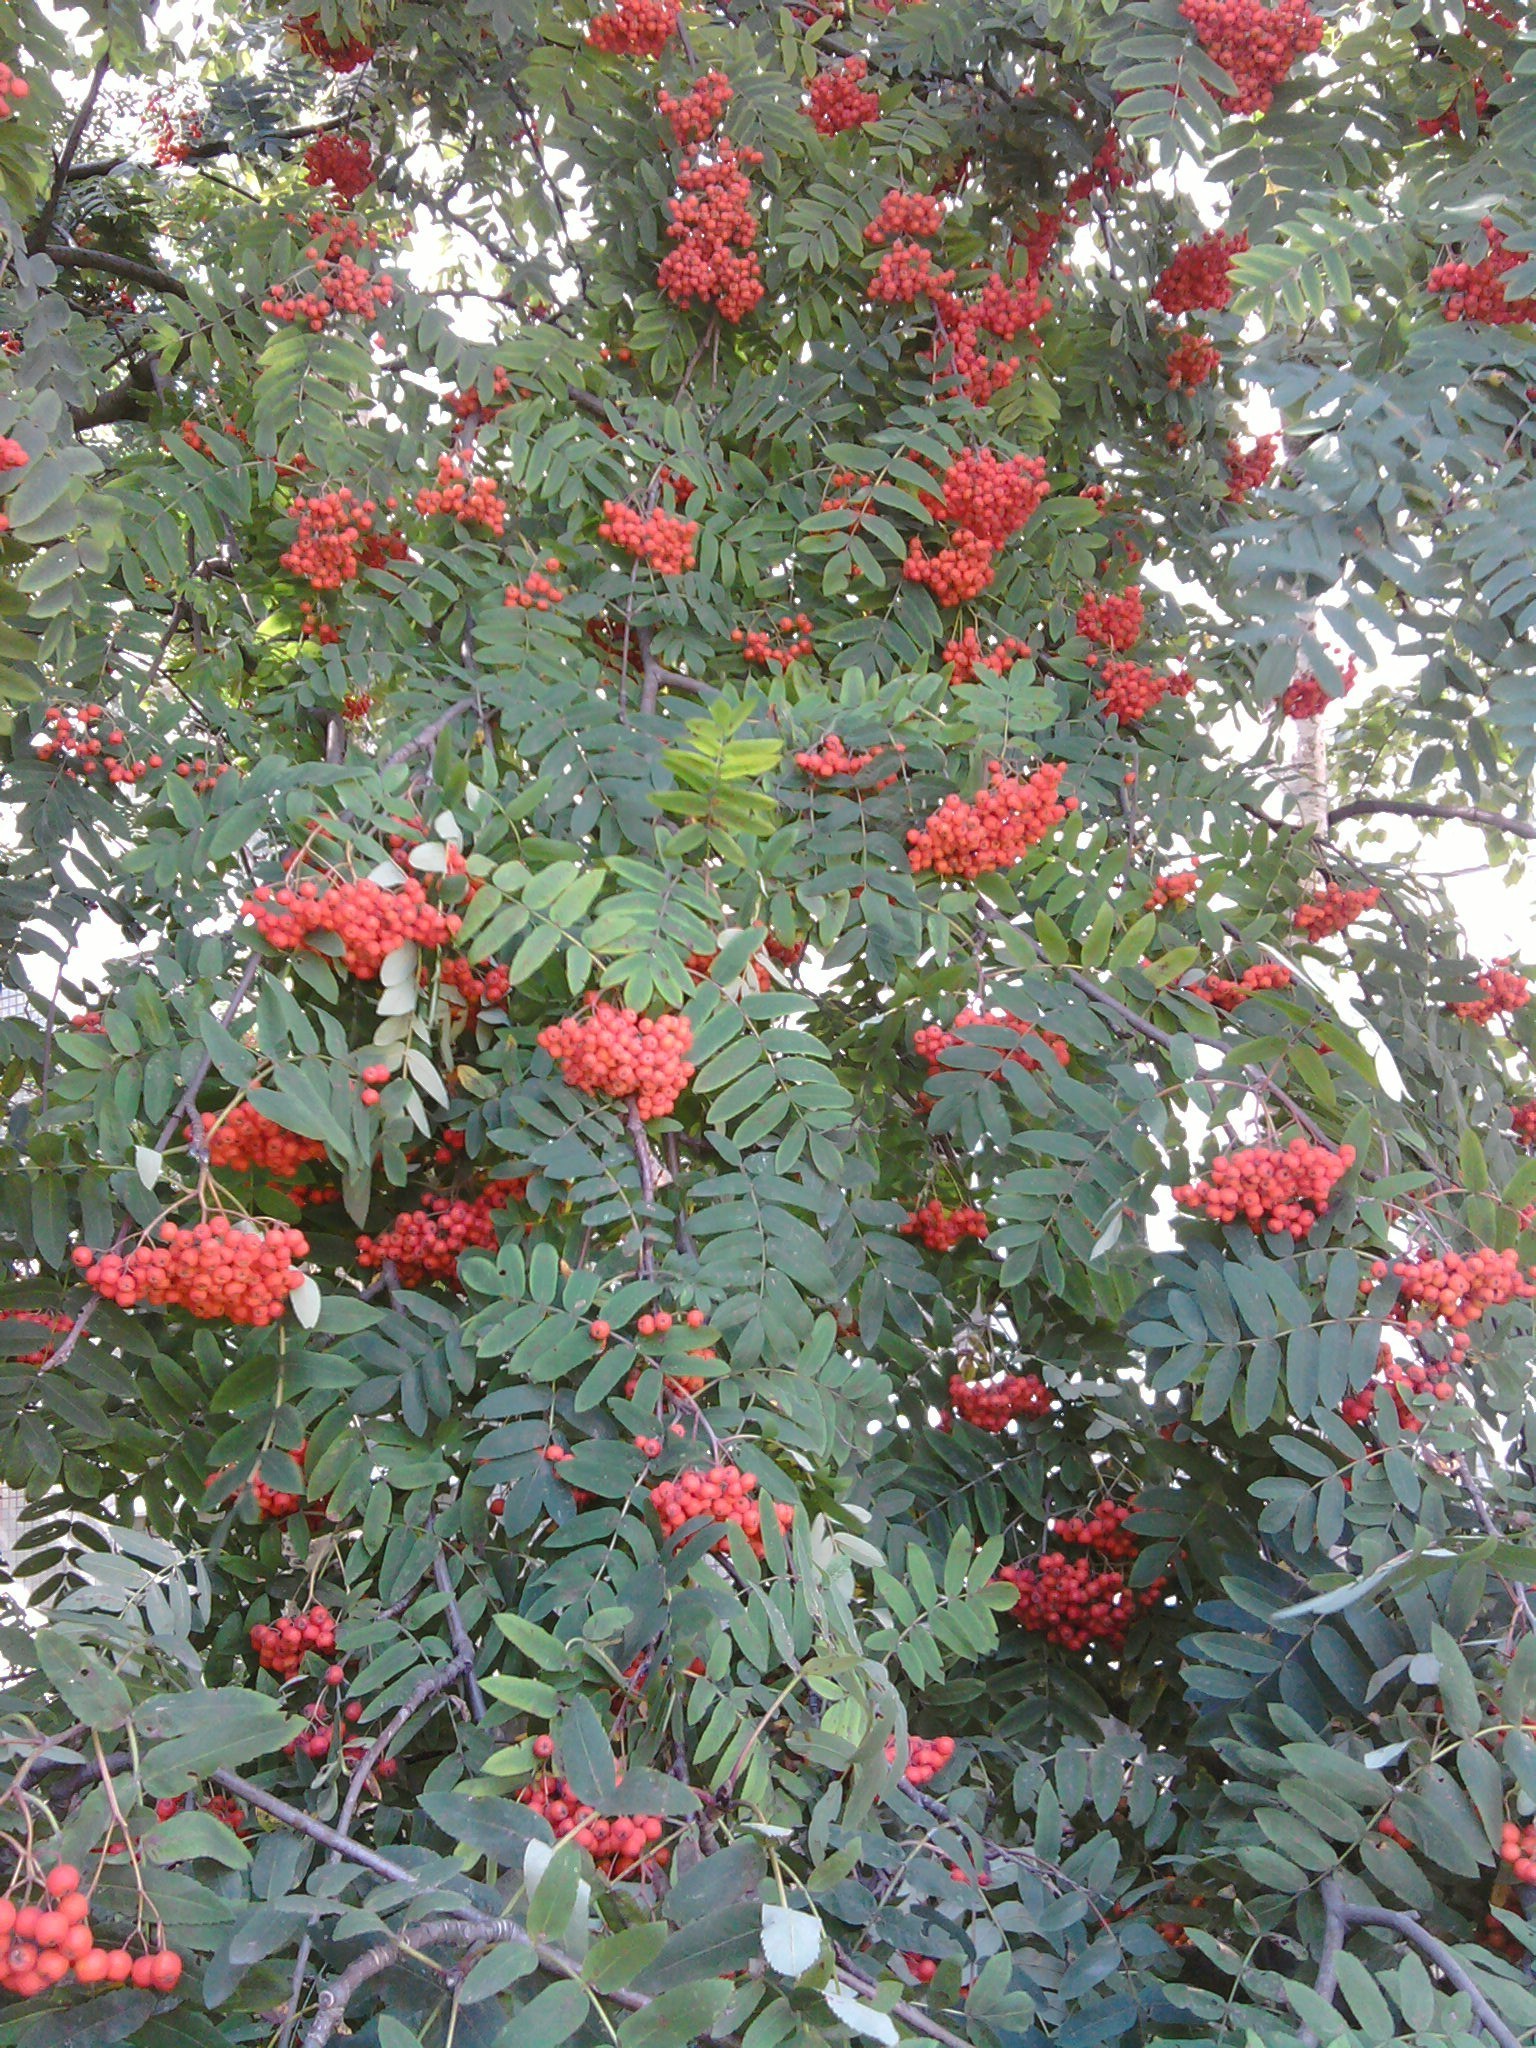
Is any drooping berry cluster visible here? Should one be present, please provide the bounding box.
[1419,78,1491,141]
[439,955,512,1020]
[903,528,999,604]
[1281,656,1357,718]
[1512,1102,1536,1147]
[32,704,160,785]
[504,559,568,609]
[1449,965,1530,1026]
[356,1183,520,1289]
[1173,1139,1355,1238]
[287,14,374,69]
[283,1682,371,1765]
[0,1865,178,1998]
[250,1602,337,1678]
[598,500,699,573]
[1146,865,1200,911]
[303,131,374,201]
[279,488,391,590]
[146,91,203,165]
[887,1733,956,1785]
[948,1371,1052,1430]
[914,1007,1070,1080]
[519,1768,671,1876]
[1429,219,1536,327]
[176,753,232,793]
[1371,1247,1536,1331]
[244,875,461,979]
[606,1305,714,1399]
[658,71,733,145]
[657,137,765,324]
[0,63,30,118]
[865,190,944,245]
[1192,961,1294,1010]
[1093,659,1193,726]
[0,1310,71,1365]
[1152,231,1250,316]
[74,1218,310,1325]
[734,614,814,668]
[650,1464,795,1556]
[920,449,1049,549]
[806,55,880,133]
[586,0,679,55]
[1224,434,1278,502]
[262,225,393,331]
[1500,1821,1536,1885]
[447,364,513,423]
[1293,883,1381,941]
[1052,1499,1140,1561]
[997,1551,1165,1655]
[942,629,1031,685]
[1178,0,1324,115]
[1166,332,1222,389]
[0,434,28,470]
[1076,584,1144,651]
[539,1000,695,1120]
[906,761,1076,879]
[155,1791,252,1835]
[198,1104,328,1177]
[900,1200,989,1251]
[868,241,956,305]
[931,267,1053,407]
[796,733,905,788]
[1340,1345,1454,1429]
[415,454,507,534]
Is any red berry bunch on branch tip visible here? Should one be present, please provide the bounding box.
[146,90,204,164]
[1165,332,1222,389]
[0,63,30,118]
[1512,1102,1536,1147]
[865,190,945,245]
[685,948,772,993]
[1173,1138,1355,1238]
[448,364,512,424]
[903,530,998,604]
[922,450,1050,545]
[806,55,880,134]
[1293,883,1381,940]
[279,488,383,590]
[439,955,512,1020]
[1419,78,1491,140]
[997,1552,1165,1654]
[197,1104,328,1177]
[287,14,374,69]
[1370,1246,1536,1330]
[1429,219,1536,327]
[262,232,392,331]
[0,1864,170,1998]
[538,1001,695,1120]
[795,733,905,788]
[657,70,733,145]
[914,1007,1070,1080]
[929,268,1051,407]
[735,613,814,668]
[1093,658,1193,726]
[586,0,678,54]
[942,629,1032,685]
[250,1603,337,1678]
[1146,865,1200,911]
[907,761,1076,879]
[1339,1345,1454,1429]
[303,131,374,201]
[0,1310,71,1365]
[868,240,956,305]
[598,500,699,574]
[156,1791,251,1836]
[1152,231,1250,315]
[73,1216,311,1324]
[1192,960,1294,1010]
[1501,1821,1536,1885]
[1052,1499,1140,1561]
[244,875,461,980]
[650,1464,795,1557]
[657,138,765,324]
[355,1183,520,1289]
[1225,434,1278,502]
[886,1733,957,1784]
[948,1371,1052,1430]
[1281,656,1357,719]
[1178,0,1324,113]
[415,454,507,535]
[32,705,159,784]
[900,1200,989,1251]
[1449,964,1530,1025]
[1076,584,1144,651]
[519,1773,671,1876]
[504,559,568,609]
[207,1441,314,1520]
[0,434,28,470]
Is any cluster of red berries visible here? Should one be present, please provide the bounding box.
[288,14,374,69]
[1281,656,1357,719]
[1500,1821,1536,1884]
[587,0,679,54]
[177,754,232,794]
[1429,219,1536,327]
[907,761,1076,880]
[1340,1346,1454,1430]
[948,1371,1052,1430]
[155,1792,249,1836]
[1173,1138,1355,1238]
[598,1305,713,1398]
[303,131,374,201]
[0,1309,71,1365]
[32,704,160,784]
[1372,1247,1536,1330]
[1293,883,1381,940]
[198,1103,327,1177]
[658,70,733,146]
[734,614,813,668]
[865,190,944,245]
[280,488,393,590]
[1166,333,1222,389]
[914,1007,1070,1080]
[0,434,28,471]
[1146,865,1200,911]
[650,1464,795,1557]
[1053,1499,1140,1561]
[868,240,956,306]
[0,62,30,118]
[1094,659,1193,726]
[244,875,461,979]
[887,1733,956,1785]
[1192,960,1294,1010]
[539,999,695,1120]
[210,1440,313,1521]
[505,559,567,609]
[1225,434,1278,502]
[0,1866,180,1997]
[598,499,698,574]
[519,1763,671,1876]
[74,1216,310,1324]
[903,528,999,604]
[356,1183,519,1289]
[942,629,1031,685]
[1178,0,1324,114]
[1449,965,1530,1026]
[262,235,392,331]
[1152,231,1250,315]
[806,55,880,133]
[900,1200,989,1251]
[146,91,203,165]
[439,955,512,1020]
[796,733,905,788]
[658,136,766,324]
[1419,78,1491,141]
[1076,584,1144,651]
[447,365,513,425]
[250,1603,337,1678]
[932,266,1053,408]
[1512,1102,1536,1147]
[922,450,1049,548]
[416,454,507,534]
[998,1552,1165,1654]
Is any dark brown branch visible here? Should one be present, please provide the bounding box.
[43,246,190,299]
[30,54,112,253]
[380,695,478,770]
[1313,1875,1521,2048]
[335,1650,470,1842]
[1327,799,1536,844]
[63,120,341,185]
[70,360,160,433]
[432,1549,487,1723]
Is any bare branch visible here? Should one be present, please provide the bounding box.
[43,245,190,299]
[1311,1874,1522,2048]
[29,54,111,253]
[380,694,479,770]
[432,1549,487,1723]
[1328,798,1536,844]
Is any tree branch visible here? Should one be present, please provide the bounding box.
[43,246,190,299]
[1327,798,1536,844]
[63,120,342,185]
[380,694,478,769]
[1312,1874,1521,2048]
[432,1548,487,1723]
[29,54,111,253]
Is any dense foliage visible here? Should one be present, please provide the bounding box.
[3,2,1536,2046]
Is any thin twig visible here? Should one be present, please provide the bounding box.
[380,695,478,770]
[1327,799,1536,844]
[432,1550,487,1723]
[30,54,111,252]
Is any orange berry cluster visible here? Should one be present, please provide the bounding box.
[907,760,1076,879]
[206,1441,312,1520]
[155,1792,250,1835]
[74,1217,310,1324]
[997,1552,1164,1654]
[33,704,160,784]
[868,240,956,305]
[1500,1821,1536,1885]
[1512,1101,1536,1147]
[1052,1499,1139,1561]
[1449,965,1530,1026]
[923,449,1050,547]
[1225,434,1278,502]
[250,1602,336,1678]
[0,433,28,469]
[1340,1346,1453,1430]
[900,1200,989,1251]
[1076,584,1144,651]
[942,629,1031,685]
[932,266,1053,408]
[355,1184,518,1289]
[1192,960,1294,1010]
[865,190,944,245]
[518,1772,671,1876]
[262,236,392,331]
[598,499,698,574]
[1429,219,1536,327]
[903,528,999,604]
[657,137,765,324]
[886,1733,956,1784]
[440,954,512,1019]
[1166,332,1222,389]
[796,733,905,788]
[415,454,507,535]
[806,55,880,134]
[505,559,568,609]
[1152,231,1250,315]
[1146,865,1200,911]
[288,13,374,69]
[1173,1139,1355,1238]
[651,1464,794,1557]
[734,613,813,668]
[303,131,374,201]
[1281,656,1357,719]
[244,875,461,980]
[0,1867,181,1998]
[658,70,733,146]
[448,365,513,424]
[1372,1247,1536,1331]
[1293,883,1381,941]
[0,1309,71,1365]
[539,1000,695,1120]
[1178,0,1324,114]
[685,948,772,992]
[586,0,679,55]
[1093,658,1193,726]
[1419,78,1490,141]
[914,1006,1070,1080]
[279,488,385,590]
[147,92,203,164]
[198,1104,328,1177]
[0,63,30,118]
[948,1371,1052,1430]
[177,754,231,793]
